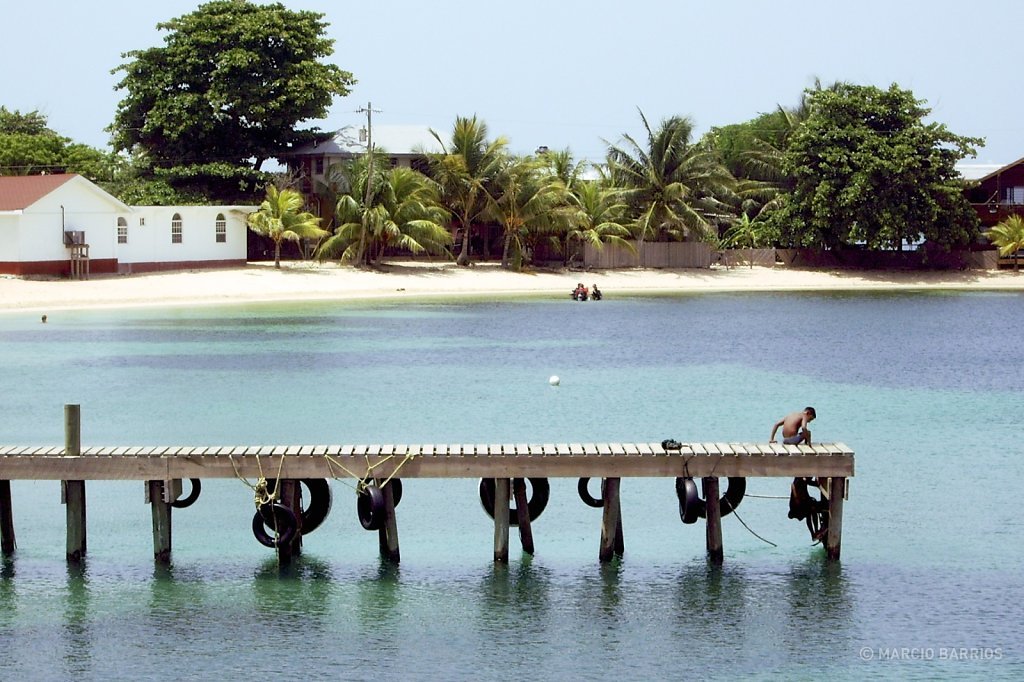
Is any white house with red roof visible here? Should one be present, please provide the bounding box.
[0,174,252,276]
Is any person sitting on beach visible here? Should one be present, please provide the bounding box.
[770,406,816,445]
[591,284,602,300]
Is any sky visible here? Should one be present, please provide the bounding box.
[3,0,1022,167]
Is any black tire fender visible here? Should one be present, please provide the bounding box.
[298,478,332,535]
[251,503,298,548]
[260,479,334,535]
[577,477,603,508]
[478,478,550,525]
[676,477,702,524]
[675,476,746,523]
[170,478,201,508]
[360,477,402,508]
[357,483,386,531]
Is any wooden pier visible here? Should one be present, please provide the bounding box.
[0,405,854,567]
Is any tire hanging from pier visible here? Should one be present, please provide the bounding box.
[675,476,746,524]
[258,478,333,535]
[577,477,604,508]
[170,478,202,508]
[251,503,298,548]
[478,478,550,524]
[355,478,402,532]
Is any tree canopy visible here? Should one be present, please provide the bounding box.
[0,107,114,179]
[110,0,354,200]
[773,83,981,250]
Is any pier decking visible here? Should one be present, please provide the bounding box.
[0,441,854,480]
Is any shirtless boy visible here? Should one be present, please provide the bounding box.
[770,407,816,445]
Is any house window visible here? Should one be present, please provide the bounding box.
[117,217,128,244]
[215,213,227,243]
[171,213,183,244]
[315,157,324,174]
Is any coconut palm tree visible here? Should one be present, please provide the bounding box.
[987,214,1024,272]
[246,185,328,268]
[428,116,508,265]
[562,181,634,267]
[605,110,736,255]
[316,159,451,265]
[485,155,571,269]
[721,213,776,269]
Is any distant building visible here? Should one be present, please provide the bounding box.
[283,124,441,214]
[0,174,253,276]
[962,158,1024,229]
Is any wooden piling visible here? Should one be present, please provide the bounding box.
[63,405,86,563]
[512,478,535,555]
[703,477,723,565]
[599,477,623,562]
[0,480,15,554]
[378,479,400,564]
[825,477,845,561]
[493,478,510,563]
[147,480,172,564]
[277,479,302,564]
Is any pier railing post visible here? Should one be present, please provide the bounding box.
[703,477,723,565]
[0,479,15,554]
[493,478,510,563]
[825,477,845,561]
[63,404,86,563]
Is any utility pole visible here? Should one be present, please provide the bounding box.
[354,101,381,265]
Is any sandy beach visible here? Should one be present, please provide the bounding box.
[1,261,1022,314]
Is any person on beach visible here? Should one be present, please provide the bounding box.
[770,406,816,445]
[591,284,602,300]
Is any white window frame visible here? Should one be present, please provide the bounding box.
[171,213,183,244]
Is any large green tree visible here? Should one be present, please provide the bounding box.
[110,0,354,200]
[606,110,736,252]
[775,83,981,250]
[428,116,508,266]
[0,107,115,179]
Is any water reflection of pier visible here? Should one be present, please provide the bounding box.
[0,405,854,568]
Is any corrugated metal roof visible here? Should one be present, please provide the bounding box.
[290,124,442,156]
[0,174,77,211]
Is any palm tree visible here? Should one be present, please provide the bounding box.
[486,155,570,269]
[605,110,735,255]
[562,181,634,267]
[246,185,328,268]
[316,159,451,265]
[428,116,507,265]
[987,214,1024,272]
[721,213,773,269]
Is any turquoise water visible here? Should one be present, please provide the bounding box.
[1,292,1022,680]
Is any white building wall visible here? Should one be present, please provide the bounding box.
[0,215,22,260]
[18,181,121,261]
[117,205,251,265]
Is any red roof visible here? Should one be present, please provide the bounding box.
[0,174,78,211]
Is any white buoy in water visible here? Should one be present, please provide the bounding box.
[549,375,560,386]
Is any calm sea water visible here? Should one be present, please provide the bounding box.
[1,291,1022,681]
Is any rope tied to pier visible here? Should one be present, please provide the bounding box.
[227,452,287,509]
[322,449,418,493]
